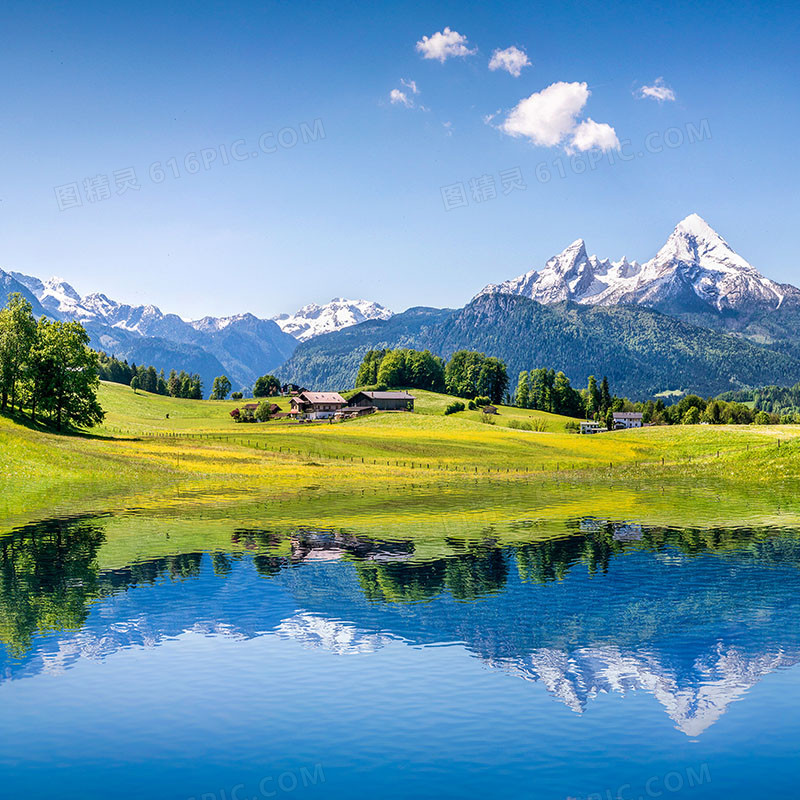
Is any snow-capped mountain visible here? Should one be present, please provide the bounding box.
[479,214,799,315]
[274,298,393,341]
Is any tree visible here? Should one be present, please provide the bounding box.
[515,371,530,408]
[376,349,408,387]
[445,351,508,404]
[682,406,701,425]
[211,375,231,400]
[130,375,140,393]
[586,375,601,418]
[168,369,181,397]
[600,376,612,413]
[754,410,772,425]
[27,318,104,429]
[255,400,273,421]
[356,350,385,387]
[0,293,37,413]
[253,374,280,397]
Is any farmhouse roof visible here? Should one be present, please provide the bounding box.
[299,391,347,404]
[612,411,643,419]
[356,391,415,400]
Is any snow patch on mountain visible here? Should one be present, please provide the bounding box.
[274,298,393,341]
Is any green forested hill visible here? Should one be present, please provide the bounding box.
[278,293,800,397]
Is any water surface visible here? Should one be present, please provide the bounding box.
[1,504,799,799]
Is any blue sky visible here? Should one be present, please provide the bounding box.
[1,0,798,319]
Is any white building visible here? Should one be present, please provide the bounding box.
[580,420,605,434]
[612,412,644,430]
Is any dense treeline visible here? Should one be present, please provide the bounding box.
[356,348,446,392]
[0,293,103,429]
[718,382,800,419]
[356,348,508,404]
[96,352,203,399]
[512,368,792,426]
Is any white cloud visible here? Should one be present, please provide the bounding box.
[416,27,475,62]
[442,121,453,136]
[501,81,590,147]
[389,89,413,107]
[400,78,419,94]
[488,45,531,77]
[568,118,620,153]
[637,77,676,102]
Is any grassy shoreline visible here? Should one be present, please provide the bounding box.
[2,381,800,531]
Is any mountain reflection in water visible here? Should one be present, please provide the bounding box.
[2,513,800,739]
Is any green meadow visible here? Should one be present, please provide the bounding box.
[2,381,800,531]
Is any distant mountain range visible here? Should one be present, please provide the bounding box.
[0,268,390,395]
[4,213,800,398]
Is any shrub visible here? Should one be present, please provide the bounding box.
[480,412,496,425]
[468,400,477,410]
[231,391,243,400]
[473,395,492,407]
[564,421,580,433]
[444,401,465,415]
[508,419,532,431]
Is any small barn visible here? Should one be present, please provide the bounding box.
[349,391,415,412]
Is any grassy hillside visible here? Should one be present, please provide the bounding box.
[2,381,800,528]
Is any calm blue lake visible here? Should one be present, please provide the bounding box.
[1,513,799,799]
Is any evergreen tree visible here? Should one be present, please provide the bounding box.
[600,376,612,412]
[515,371,530,408]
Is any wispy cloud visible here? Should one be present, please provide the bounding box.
[637,77,676,102]
[416,27,475,62]
[389,88,413,107]
[488,46,531,77]
[400,78,419,94]
[500,81,619,153]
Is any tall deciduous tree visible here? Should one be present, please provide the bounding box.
[253,374,280,397]
[211,375,232,400]
[0,293,37,413]
[28,318,104,429]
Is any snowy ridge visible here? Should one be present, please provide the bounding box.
[478,214,797,313]
[492,642,799,737]
[4,272,391,343]
[274,298,393,341]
